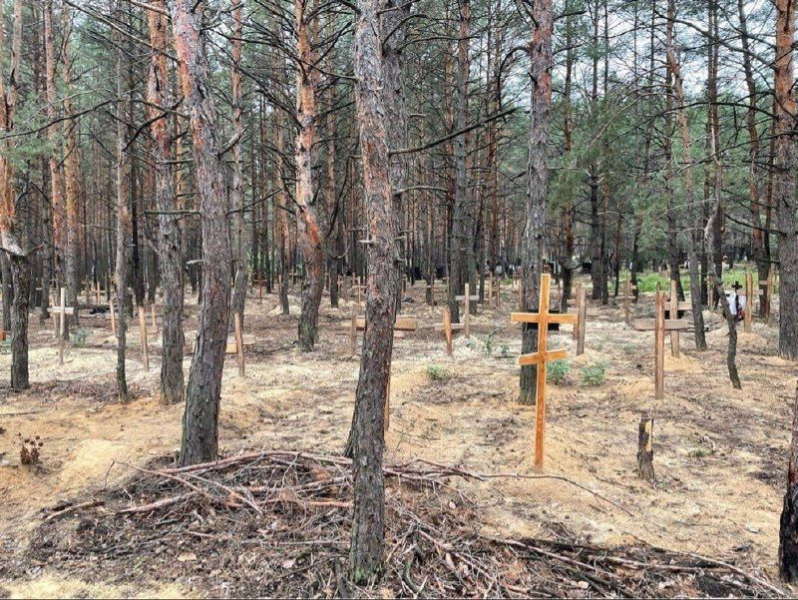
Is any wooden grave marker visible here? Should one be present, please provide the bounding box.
[350,309,417,356]
[510,273,577,471]
[52,288,75,365]
[348,310,418,432]
[620,279,637,326]
[632,290,689,399]
[455,282,479,338]
[665,279,691,358]
[436,305,464,355]
[253,276,267,303]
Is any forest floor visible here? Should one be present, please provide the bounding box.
[0,272,794,597]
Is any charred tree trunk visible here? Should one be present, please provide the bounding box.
[172,0,233,465]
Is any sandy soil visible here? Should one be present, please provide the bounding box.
[0,275,793,597]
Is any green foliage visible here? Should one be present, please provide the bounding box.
[581,360,607,386]
[72,328,89,348]
[547,360,571,385]
[426,365,449,382]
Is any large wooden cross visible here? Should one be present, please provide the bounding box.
[510,273,577,471]
[632,290,689,399]
[437,306,464,355]
[51,288,75,366]
[454,282,479,338]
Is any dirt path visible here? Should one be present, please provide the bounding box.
[0,276,793,596]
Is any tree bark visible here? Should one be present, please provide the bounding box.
[780,382,798,581]
[774,0,798,360]
[519,0,552,404]
[147,0,184,406]
[348,0,396,579]
[295,0,326,351]
[114,0,130,404]
[230,0,249,329]
[172,0,233,465]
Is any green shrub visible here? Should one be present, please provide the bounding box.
[547,359,571,385]
[72,328,89,348]
[426,365,449,381]
[581,360,607,386]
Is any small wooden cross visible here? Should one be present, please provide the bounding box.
[253,276,267,303]
[760,269,775,325]
[349,310,417,432]
[632,290,689,399]
[620,280,637,326]
[436,306,464,355]
[455,282,479,338]
[51,288,75,365]
[665,280,691,357]
[510,273,577,471]
[349,309,417,356]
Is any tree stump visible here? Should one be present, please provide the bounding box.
[637,415,655,481]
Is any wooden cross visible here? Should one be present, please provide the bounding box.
[349,308,417,356]
[487,273,502,309]
[620,279,637,326]
[349,310,417,432]
[455,282,479,338]
[253,276,267,303]
[665,280,691,357]
[510,273,577,471]
[150,304,158,333]
[632,290,689,399]
[51,288,75,365]
[436,306,464,355]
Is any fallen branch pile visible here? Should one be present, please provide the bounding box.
[27,450,785,598]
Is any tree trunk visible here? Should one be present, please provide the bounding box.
[348,0,396,579]
[447,0,472,323]
[114,0,130,404]
[172,0,233,465]
[779,382,798,581]
[147,0,184,406]
[774,0,798,360]
[294,0,325,351]
[519,0,552,404]
[230,0,249,329]
[665,0,706,350]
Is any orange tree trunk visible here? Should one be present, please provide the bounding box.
[147,0,185,406]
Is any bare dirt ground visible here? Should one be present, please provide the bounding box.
[0,274,794,597]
